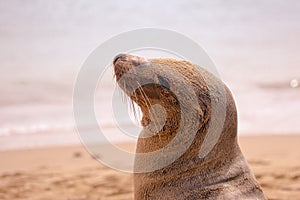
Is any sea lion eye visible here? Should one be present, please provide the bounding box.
[157,74,170,89]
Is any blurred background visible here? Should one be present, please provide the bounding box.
[1,0,300,150]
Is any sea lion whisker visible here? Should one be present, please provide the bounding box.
[137,81,161,131]
[136,81,160,133]
[127,83,139,124]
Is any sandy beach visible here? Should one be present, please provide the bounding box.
[0,135,299,200]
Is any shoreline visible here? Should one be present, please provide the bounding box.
[1,131,299,151]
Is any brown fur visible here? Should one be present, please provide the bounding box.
[113,54,266,200]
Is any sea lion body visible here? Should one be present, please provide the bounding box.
[113,54,265,200]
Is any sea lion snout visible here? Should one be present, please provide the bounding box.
[113,53,125,65]
[113,54,148,67]
[113,54,149,81]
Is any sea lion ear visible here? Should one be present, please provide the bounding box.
[157,74,170,89]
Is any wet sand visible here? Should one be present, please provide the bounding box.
[0,135,299,200]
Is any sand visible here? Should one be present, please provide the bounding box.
[0,135,299,200]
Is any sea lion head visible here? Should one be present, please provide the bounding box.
[113,54,211,136]
[113,53,237,158]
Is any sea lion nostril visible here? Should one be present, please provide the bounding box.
[113,54,125,65]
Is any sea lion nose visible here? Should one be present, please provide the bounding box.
[113,54,125,65]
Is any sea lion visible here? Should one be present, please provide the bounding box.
[113,54,266,200]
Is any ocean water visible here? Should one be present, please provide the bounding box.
[0,0,300,150]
